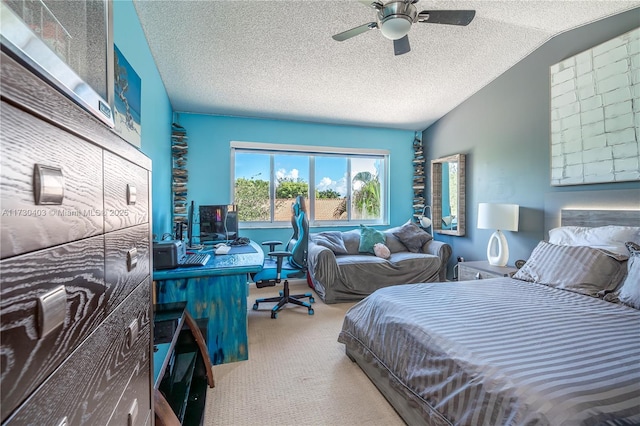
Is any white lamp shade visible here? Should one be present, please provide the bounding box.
[477,203,519,232]
[420,216,432,228]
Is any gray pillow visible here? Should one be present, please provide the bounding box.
[392,221,433,253]
[513,241,627,296]
[312,231,348,254]
[618,241,640,309]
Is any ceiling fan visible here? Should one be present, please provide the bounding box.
[332,0,475,56]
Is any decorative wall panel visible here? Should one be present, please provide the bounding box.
[550,28,639,186]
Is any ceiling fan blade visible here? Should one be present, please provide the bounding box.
[358,0,382,9]
[417,10,476,26]
[394,35,411,56]
[332,22,378,41]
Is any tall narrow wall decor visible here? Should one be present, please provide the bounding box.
[172,123,188,231]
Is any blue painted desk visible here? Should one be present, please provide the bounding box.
[153,241,264,365]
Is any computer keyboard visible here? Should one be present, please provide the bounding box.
[181,253,211,267]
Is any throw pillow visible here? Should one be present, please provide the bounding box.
[373,243,391,259]
[618,241,640,309]
[512,241,627,296]
[312,231,348,254]
[392,220,433,253]
[358,224,385,254]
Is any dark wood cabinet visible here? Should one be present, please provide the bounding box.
[1,51,153,425]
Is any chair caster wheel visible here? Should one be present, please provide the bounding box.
[309,297,315,304]
[253,303,258,310]
[308,308,314,315]
[271,311,278,319]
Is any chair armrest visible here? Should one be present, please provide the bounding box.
[267,250,293,272]
[422,240,452,281]
[262,240,283,252]
[268,250,292,258]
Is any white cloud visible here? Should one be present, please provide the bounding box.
[317,177,333,190]
[334,176,347,196]
[276,168,300,181]
[317,175,347,196]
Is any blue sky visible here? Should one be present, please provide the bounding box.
[236,153,379,196]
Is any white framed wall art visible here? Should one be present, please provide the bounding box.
[550,28,639,186]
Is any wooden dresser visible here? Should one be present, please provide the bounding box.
[0,51,153,425]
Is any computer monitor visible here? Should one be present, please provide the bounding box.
[186,200,195,247]
[199,204,238,243]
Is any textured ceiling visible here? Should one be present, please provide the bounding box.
[133,1,639,131]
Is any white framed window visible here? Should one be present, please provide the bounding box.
[231,142,389,227]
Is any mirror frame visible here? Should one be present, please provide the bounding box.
[431,154,466,236]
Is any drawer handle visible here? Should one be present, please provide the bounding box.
[57,417,68,426]
[127,184,137,205]
[475,272,481,280]
[128,398,139,426]
[127,318,139,349]
[33,164,65,205]
[127,247,138,271]
[37,285,66,338]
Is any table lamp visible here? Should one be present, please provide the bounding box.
[477,203,519,267]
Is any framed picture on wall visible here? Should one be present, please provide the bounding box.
[113,45,142,148]
[549,28,639,186]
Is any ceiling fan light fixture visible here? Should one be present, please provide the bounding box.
[380,16,412,40]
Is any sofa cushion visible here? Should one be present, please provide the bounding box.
[359,224,386,254]
[392,221,433,253]
[312,231,348,254]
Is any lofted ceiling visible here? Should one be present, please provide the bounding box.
[133,0,639,131]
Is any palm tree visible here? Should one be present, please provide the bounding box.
[333,171,381,219]
[352,171,380,219]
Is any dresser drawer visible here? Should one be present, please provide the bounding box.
[104,151,150,233]
[4,280,151,426]
[105,225,151,313]
[459,268,502,280]
[458,261,517,281]
[107,360,152,426]
[0,101,104,258]
[0,236,105,421]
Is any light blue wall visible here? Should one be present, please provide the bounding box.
[113,0,173,237]
[175,113,415,244]
[423,8,640,276]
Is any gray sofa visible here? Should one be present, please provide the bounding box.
[307,226,451,304]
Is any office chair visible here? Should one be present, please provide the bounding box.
[252,196,315,319]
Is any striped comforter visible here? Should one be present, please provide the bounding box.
[338,279,640,425]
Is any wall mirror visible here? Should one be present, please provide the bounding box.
[431,154,466,236]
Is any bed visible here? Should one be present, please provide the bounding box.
[338,209,640,425]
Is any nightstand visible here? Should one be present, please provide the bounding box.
[458,261,518,281]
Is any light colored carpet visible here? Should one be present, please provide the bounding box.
[204,281,404,426]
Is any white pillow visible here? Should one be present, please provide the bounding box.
[548,225,640,259]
